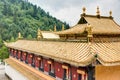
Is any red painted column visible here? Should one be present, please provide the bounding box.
[28,54,33,64]
[22,52,27,61]
[17,51,21,59]
[13,50,17,57]
[35,56,41,68]
[54,62,64,79]
[71,67,78,80]
[43,58,49,73]
[31,54,36,67]
[40,58,43,69]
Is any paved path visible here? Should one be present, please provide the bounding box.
[0,64,10,80]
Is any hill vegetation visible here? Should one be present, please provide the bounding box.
[0,0,69,41]
[0,0,69,60]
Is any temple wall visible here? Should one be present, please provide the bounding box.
[71,67,78,80]
[43,58,49,72]
[35,56,40,68]
[28,54,32,64]
[54,61,63,79]
[96,65,120,80]
[8,49,88,80]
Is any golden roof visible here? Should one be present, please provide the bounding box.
[6,40,120,66]
[55,14,120,35]
[55,24,86,35]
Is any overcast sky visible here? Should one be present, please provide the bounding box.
[28,0,120,26]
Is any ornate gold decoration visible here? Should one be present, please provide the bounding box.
[30,55,32,58]
[109,11,112,17]
[37,57,41,60]
[37,28,43,40]
[62,65,68,69]
[96,6,100,16]
[47,61,52,64]
[77,69,85,75]
[62,24,64,31]
[54,25,57,32]
[24,53,26,56]
[86,24,93,38]
[18,32,22,39]
[82,7,86,14]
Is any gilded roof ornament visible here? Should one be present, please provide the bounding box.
[86,24,93,38]
[18,32,22,39]
[37,28,43,40]
[82,7,86,14]
[96,6,100,18]
[54,24,57,32]
[109,11,112,16]
[86,24,93,43]
[62,24,64,31]
[109,11,112,17]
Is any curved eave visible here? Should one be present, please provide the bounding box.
[7,45,94,67]
[6,43,94,67]
[97,57,120,66]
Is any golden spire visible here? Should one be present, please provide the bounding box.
[109,10,112,17]
[62,24,64,31]
[54,24,57,32]
[86,24,93,38]
[86,24,93,42]
[37,28,43,40]
[82,7,86,14]
[18,32,22,39]
[96,6,100,16]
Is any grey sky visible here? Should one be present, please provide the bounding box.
[28,0,120,26]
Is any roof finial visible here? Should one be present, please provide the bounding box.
[82,7,86,14]
[109,10,112,17]
[96,6,100,18]
[109,11,113,19]
[18,32,22,39]
[62,24,64,31]
[37,28,43,40]
[86,24,93,42]
[54,24,57,32]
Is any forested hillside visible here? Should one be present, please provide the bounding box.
[0,0,69,41]
[0,0,69,60]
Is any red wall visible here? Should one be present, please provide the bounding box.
[54,62,64,79]
[13,50,17,57]
[71,67,78,80]
[18,51,21,59]
[43,58,49,72]
[35,56,40,68]
[9,49,88,80]
[28,54,33,64]
[22,52,26,61]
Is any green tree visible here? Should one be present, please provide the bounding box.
[33,5,38,17]
[10,37,15,42]
[2,2,7,15]
[0,46,9,61]
[27,34,33,39]
[13,8,18,23]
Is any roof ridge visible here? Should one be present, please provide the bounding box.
[82,14,113,19]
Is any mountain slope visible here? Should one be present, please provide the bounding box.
[0,0,69,41]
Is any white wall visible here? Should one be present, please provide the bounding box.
[5,63,28,80]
